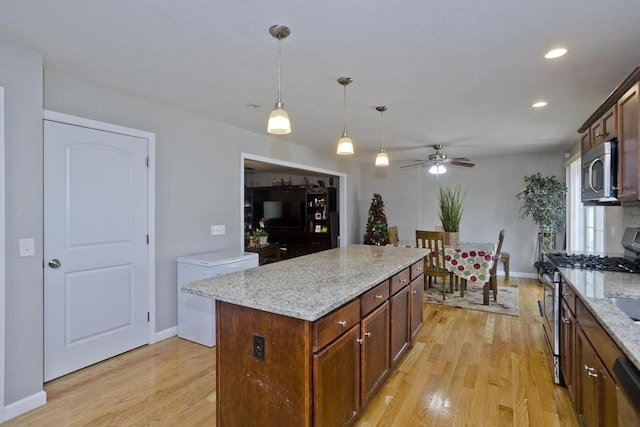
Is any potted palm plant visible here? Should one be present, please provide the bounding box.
[438,185,465,245]
[516,173,567,266]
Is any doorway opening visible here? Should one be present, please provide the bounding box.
[240,153,347,253]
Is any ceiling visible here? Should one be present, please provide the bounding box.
[1,0,640,167]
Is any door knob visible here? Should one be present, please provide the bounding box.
[48,259,61,268]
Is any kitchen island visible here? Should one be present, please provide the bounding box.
[182,244,428,427]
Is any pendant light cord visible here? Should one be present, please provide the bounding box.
[277,38,282,103]
[343,84,347,134]
[379,110,384,149]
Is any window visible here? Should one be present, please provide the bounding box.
[566,156,603,253]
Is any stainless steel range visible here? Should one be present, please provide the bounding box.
[541,227,640,385]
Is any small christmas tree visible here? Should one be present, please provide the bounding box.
[363,193,389,245]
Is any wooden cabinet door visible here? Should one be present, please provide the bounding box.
[591,106,617,147]
[577,327,598,427]
[313,324,361,427]
[581,131,592,154]
[361,302,390,405]
[410,275,424,342]
[617,83,639,201]
[389,285,410,367]
[560,299,576,402]
[577,327,619,427]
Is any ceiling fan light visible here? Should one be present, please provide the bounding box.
[544,48,567,59]
[267,103,291,134]
[337,135,354,155]
[429,164,446,175]
[375,149,389,166]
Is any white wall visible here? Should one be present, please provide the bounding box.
[360,151,567,275]
[0,37,45,410]
[43,69,358,333]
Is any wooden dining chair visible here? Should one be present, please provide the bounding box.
[487,229,506,303]
[388,226,399,245]
[415,230,452,300]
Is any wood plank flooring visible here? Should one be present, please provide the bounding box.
[4,277,579,426]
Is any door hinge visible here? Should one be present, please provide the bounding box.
[147,312,150,322]
[146,234,149,244]
[146,156,149,167]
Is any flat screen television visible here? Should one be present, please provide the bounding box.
[263,200,303,229]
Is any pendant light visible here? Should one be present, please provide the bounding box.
[336,77,354,155]
[374,106,389,166]
[267,25,291,135]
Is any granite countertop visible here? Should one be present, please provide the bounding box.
[558,267,640,369]
[182,244,428,322]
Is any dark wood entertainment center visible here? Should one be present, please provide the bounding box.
[248,186,338,259]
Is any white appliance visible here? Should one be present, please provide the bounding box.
[177,249,259,347]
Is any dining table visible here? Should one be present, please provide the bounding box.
[443,242,497,305]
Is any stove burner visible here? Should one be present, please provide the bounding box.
[545,253,640,273]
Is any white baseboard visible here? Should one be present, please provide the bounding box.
[154,326,177,343]
[508,271,539,279]
[3,390,47,422]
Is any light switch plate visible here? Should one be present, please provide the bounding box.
[19,238,35,257]
[211,225,226,235]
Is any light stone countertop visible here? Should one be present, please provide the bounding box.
[558,267,640,369]
[182,244,429,322]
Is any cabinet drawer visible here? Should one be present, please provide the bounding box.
[576,298,624,374]
[390,268,411,295]
[410,259,424,280]
[313,299,360,352]
[361,280,389,316]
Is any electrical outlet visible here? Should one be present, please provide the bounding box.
[253,334,265,361]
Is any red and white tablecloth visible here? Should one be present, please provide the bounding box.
[444,242,497,286]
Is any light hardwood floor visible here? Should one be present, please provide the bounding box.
[4,277,579,426]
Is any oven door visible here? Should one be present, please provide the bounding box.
[541,269,561,384]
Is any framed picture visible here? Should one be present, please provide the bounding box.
[315,225,322,233]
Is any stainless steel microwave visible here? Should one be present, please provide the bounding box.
[582,139,617,203]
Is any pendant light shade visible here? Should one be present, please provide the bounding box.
[267,25,291,135]
[268,103,290,134]
[374,106,389,167]
[375,149,389,166]
[337,133,354,155]
[336,77,354,155]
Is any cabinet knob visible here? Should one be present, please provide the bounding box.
[412,290,417,294]
[561,317,570,324]
[364,332,372,338]
[338,320,347,327]
[356,338,363,344]
[375,294,383,299]
[400,278,407,283]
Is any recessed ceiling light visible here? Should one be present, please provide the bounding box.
[246,103,261,109]
[544,48,567,59]
[532,101,548,108]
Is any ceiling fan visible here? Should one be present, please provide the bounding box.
[400,144,475,173]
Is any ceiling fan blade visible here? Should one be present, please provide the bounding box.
[447,157,471,162]
[448,160,475,167]
[400,161,429,169]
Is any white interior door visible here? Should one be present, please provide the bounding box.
[44,119,149,381]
